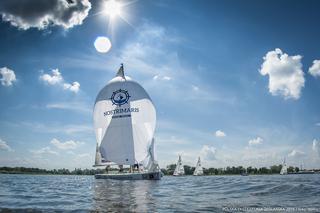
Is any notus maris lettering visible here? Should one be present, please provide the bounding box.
[103,107,139,116]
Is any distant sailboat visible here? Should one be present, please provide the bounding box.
[193,157,203,176]
[93,64,161,180]
[173,155,185,176]
[280,158,288,175]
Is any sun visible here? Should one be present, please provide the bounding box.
[103,0,122,19]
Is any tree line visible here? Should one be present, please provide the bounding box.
[0,167,105,175]
[161,164,301,175]
[0,165,312,176]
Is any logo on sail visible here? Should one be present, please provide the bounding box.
[110,89,130,106]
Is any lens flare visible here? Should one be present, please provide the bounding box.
[94,36,112,53]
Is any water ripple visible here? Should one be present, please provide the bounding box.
[0,174,319,212]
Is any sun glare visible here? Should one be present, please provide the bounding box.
[103,0,122,18]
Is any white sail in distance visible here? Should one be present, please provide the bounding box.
[280,158,288,175]
[93,65,156,166]
[173,155,185,176]
[193,157,203,176]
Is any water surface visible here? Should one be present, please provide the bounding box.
[0,174,319,212]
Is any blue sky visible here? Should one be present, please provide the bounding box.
[0,0,320,169]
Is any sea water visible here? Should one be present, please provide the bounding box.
[0,174,319,212]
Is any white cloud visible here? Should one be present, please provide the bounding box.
[153,75,172,81]
[30,146,58,155]
[215,130,226,137]
[312,139,320,156]
[288,149,305,158]
[200,145,217,161]
[40,69,62,85]
[76,153,90,158]
[157,135,187,145]
[46,102,90,114]
[0,67,16,86]
[248,137,263,146]
[40,68,80,93]
[50,138,82,150]
[63,82,80,93]
[0,138,13,151]
[308,60,320,78]
[0,0,91,30]
[19,121,92,135]
[260,48,305,100]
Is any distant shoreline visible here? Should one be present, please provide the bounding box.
[1,166,319,176]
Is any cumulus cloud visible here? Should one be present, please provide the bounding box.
[215,130,226,137]
[308,60,320,78]
[40,68,80,93]
[312,139,319,156]
[201,145,217,161]
[260,48,305,100]
[63,82,80,93]
[0,67,16,86]
[0,0,91,30]
[248,137,263,146]
[0,138,13,151]
[50,138,82,150]
[30,146,58,155]
[40,68,62,85]
[288,149,305,158]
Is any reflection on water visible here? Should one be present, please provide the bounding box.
[93,179,159,212]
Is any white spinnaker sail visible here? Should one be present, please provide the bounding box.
[193,157,203,176]
[144,138,160,172]
[94,128,104,166]
[173,155,185,176]
[93,66,156,166]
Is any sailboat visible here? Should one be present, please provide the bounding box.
[280,158,288,175]
[173,155,185,176]
[93,64,161,180]
[193,157,203,176]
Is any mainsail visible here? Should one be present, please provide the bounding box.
[93,64,157,168]
[193,157,203,176]
[280,158,288,175]
[173,155,185,176]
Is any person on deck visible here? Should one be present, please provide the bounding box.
[119,165,123,173]
[105,165,110,174]
[134,163,139,172]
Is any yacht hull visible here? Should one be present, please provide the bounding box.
[95,171,162,180]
